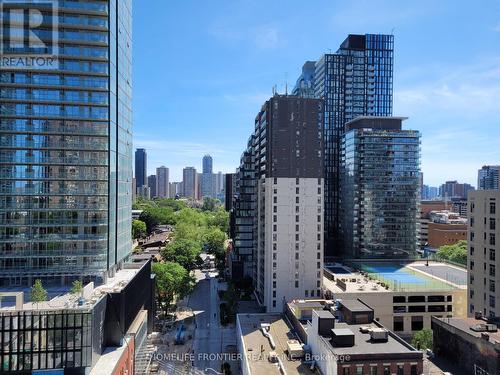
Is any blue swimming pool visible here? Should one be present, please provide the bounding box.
[362,264,426,284]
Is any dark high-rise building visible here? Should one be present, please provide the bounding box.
[340,117,420,258]
[230,139,255,279]
[293,34,394,259]
[148,174,157,198]
[478,165,500,190]
[231,95,324,312]
[0,0,133,286]
[224,173,236,211]
[135,148,147,189]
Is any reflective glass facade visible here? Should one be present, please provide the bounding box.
[0,309,93,372]
[0,0,133,286]
[304,34,394,258]
[340,118,420,258]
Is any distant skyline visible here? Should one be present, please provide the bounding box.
[132,0,500,184]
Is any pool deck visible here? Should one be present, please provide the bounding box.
[324,261,466,293]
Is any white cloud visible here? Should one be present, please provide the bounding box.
[253,26,279,49]
[209,23,281,50]
[492,21,500,31]
[394,57,500,186]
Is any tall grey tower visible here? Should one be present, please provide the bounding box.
[201,154,214,198]
[0,0,133,287]
[135,148,147,188]
[293,34,394,259]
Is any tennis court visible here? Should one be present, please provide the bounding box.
[359,263,456,291]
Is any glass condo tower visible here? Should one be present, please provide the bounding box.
[0,0,133,287]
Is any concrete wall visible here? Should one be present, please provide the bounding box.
[260,177,323,312]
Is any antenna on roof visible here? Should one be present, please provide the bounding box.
[285,72,288,95]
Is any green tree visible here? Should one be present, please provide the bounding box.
[204,227,227,272]
[132,219,147,238]
[161,238,201,270]
[437,240,467,265]
[202,197,220,212]
[152,262,194,314]
[204,227,226,255]
[30,279,48,304]
[71,280,83,296]
[207,209,230,234]
[411,328,433,350]
[139,206,176,234]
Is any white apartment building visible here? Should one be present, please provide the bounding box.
[251,95,324,312]
[468,190,500,319]
[257,177,324,311]
[156,166,169,198]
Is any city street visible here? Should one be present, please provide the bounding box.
[189,271,224,373]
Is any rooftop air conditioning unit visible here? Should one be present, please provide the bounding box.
[370,328,388,341]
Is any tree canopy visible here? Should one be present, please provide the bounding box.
[411,328,433,350]
[30,279,48,303]
[161,238,201,270]
[436,240,467,265]
[152,262,194,313]
[132,219,147,239]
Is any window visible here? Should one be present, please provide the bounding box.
[273,206,277,213]
[490,280,495,293]
[317,262,321,269]
[408,306,426,313]
[295,253,299,260]
[273,215,277,222]
[296,178,299,185]
[305,290,308,297]
[393,317,404,331]
[428,295,445,302]
[490,295,496,308]
[393,296,406,303]
[318,187,321,194]
[317,252,321,259]
[397,365,404,375]
[356,367,363,375]
[273,291,276,298]
[296,215,299,222]
[411,316,424,331]
[296,187,299,194]
[295,234,299,241]
[408,295,425,303]
[410,365,417,375]
[470,246,475,256]
[296,197,299,203]
[343,368,350,375]
[274,178,277,184]
[273,197,277,204]
[272,300,276,308]
[490,202,496,214]
[383,367,390,375]
[273,225,277,232]
[490,264,496,277]
[490,233,495,246]
[490,218,496,230]
[370,366,378,375]
[295,281,299,288]
[470,261,474,271]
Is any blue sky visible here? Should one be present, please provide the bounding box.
[132,0,500,186]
